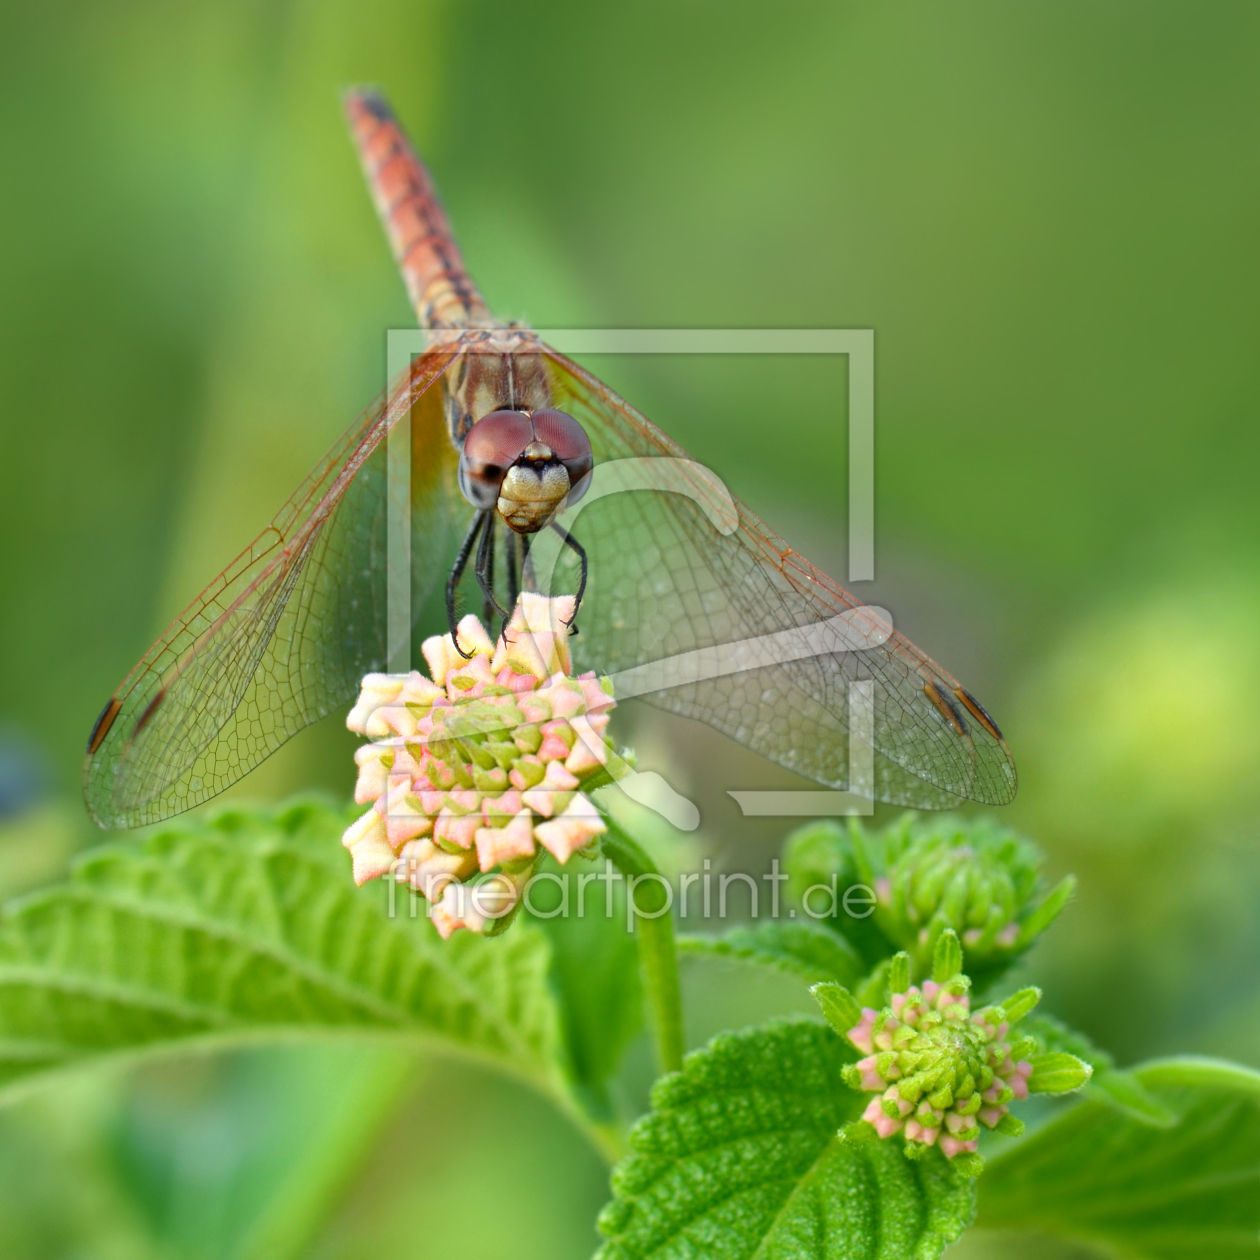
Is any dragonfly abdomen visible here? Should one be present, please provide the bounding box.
[345,88,490,331]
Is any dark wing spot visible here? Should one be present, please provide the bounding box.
[954,687,1004,742]
[87,697,122,755]
[924,680,968,737]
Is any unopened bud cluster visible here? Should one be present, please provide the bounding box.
[865,818,1073,979]
[845,975,1032,1159]
[342,594,624,937]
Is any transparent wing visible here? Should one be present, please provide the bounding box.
[83,342,464,829]
[536,348,1017,808]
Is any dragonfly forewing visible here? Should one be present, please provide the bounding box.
[537,348,1017,808]
[83,345,461,828]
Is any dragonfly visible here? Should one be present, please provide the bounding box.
[83,89,1016,830]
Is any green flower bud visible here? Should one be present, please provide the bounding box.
[828,962,1089,1173]
[787,814,1075,991]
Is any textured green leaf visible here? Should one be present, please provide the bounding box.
[678,920,864,988]
[1086,1067,1176,1128]
[978,1056,1260,1258]
[0,801,565,1099]
[596,1018,975,1259]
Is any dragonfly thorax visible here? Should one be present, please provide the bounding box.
[458,407,593,534]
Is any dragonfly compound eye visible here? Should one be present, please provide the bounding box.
[459,409,533,508]
[531,408,593,502]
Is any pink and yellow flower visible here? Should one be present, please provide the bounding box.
[342,594,624,937]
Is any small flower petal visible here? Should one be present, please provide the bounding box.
[534,795,606,863]
[347,674,407,734]
[491,592,575,679]
[397,838,477,898]
[565,714,611,773]
[475,808,536,872]
[353,748,391,805]
[342,809,397,886]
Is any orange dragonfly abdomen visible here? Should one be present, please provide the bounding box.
[344,89,490,331]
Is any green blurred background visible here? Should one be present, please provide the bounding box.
[2,1,1259,1255]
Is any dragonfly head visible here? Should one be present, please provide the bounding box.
[459,408,593,534]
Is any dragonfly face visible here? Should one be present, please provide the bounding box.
[458,408,593,533]
[81,88,1018,830]
[449,401,594,650]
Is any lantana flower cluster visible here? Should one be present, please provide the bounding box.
[784,817,1075,993]
[845,976,1033,1160]
[342,594,624,937]
[857,817,1074,984]
[874,838,1024,955]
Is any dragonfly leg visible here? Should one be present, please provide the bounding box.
[497,529,522,639]
[549,522,588,633]
[474,511,511,627]
[505,529,521,612]
[481,518,497,625]
[446,511,487,656]
[520,533,537,594]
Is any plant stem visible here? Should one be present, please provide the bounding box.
[602,819,685,1075]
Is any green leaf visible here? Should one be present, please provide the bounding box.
[0,801,566,1101]
[524,853,642,1123]
[811,981,862,1038]
[118,1044,416,1260]
[1138,1056,1260,1095]
[1026,1052,1092,1094]
[678,920,864,987]
[979,1056,1260,1259]
[595,1018,975,1259]
[1087,1068,1177,1127]
[932,928,961,983]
